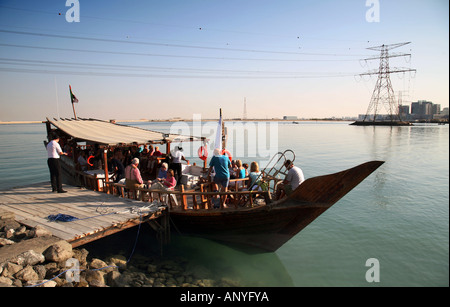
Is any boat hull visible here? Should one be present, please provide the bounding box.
[170,202,329,252]
[169,161,384,252]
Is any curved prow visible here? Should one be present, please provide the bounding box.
[289,161,385,205]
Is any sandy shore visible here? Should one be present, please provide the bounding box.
[0,118,354,125]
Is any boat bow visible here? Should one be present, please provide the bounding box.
[289,160,385,205]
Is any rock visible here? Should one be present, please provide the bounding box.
[34,265,47,280]
[219,277,241,287]
[0,238,15,247]
[39,280,57,287]
[90,258,116,274]
[0,219,21,232]
[12,279,22,287]
[84,270,105,286]
[13,250,45,266]
[72,248,89,265]
[89,279,108,287]
[147,264,157,273]
[44,241,73,262]
[0,276,13,286]
[105,270,121,287]
[143,276,154,287]
[5,228,14,239]
[44,262,58,270]
[108,255,127,270]
[114,271,134,287]
[25,279,57,287]
[73,277,89,287]
[2,262,23,277]
[0,210,15,220]
[29,225,52,238]
[45,266,62,280]
[176,275,185,284]
[15,265,39,282]
[14,226,28,240]
[89,258,108,269]
[203,279,215,287]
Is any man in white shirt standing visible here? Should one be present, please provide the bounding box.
[276,160,305,199]
[170,146,189,186]
[47,133,68,193]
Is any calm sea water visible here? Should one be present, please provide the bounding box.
[0,121,448,286]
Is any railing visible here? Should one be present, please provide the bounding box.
[103,177,272,211]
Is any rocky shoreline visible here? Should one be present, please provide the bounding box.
[1,217,240,287]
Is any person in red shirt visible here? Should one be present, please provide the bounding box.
[152,146,163,157]
[148,146,163,175]
[125,158,144,190]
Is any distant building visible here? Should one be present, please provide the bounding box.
[398,105,410,120]
[432,104,441,115]
[411,100,433,120]
[283,116,298,120]
[360,100,447,122]
[434,107,449,120]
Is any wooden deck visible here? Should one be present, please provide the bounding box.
[0,182,167,248]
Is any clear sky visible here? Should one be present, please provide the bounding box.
[0,0,448,121]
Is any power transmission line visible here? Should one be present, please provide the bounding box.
[359,42,416,123]
[1,29,367,56]
[0,43,363,63]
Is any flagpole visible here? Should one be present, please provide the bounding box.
[54,77,60,118]
[221,108,226,150]
[69,85,78,119]
[72,102,77,120]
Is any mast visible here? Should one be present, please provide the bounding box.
[72,103,78,120]
[221,108,226,150]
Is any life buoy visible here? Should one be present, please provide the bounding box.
[198,145,208,161]
[221,149,232,162]
[87,155,95,167]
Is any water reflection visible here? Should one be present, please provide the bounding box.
[85,225,294,287]
[166,235,294,287]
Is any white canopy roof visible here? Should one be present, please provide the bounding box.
[47,118,205,146]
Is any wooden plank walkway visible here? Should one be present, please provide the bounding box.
[0,182,166,248]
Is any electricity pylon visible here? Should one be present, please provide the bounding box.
[360,42,416,123]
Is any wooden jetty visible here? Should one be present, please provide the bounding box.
[0,182,168,248]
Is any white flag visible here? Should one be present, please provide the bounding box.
[215,114,222,151]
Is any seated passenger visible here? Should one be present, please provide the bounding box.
[157,162,168,180]
[77,150,88,171]
[242,163,249,177]
[125,158,144,190]
[276,160,305,199]
[236,160,246,179]
[161,169,176,190]
[247,161,262,190]
[150,169,176,191]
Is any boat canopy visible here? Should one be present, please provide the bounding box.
[46,118,205,146]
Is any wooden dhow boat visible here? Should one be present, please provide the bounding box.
[167,160,383,252]
[43,117,383,252]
